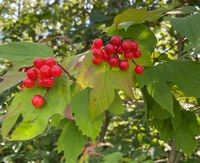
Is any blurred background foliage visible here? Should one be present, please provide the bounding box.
[0,0,200,162]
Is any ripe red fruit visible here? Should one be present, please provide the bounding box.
[131,41,138,50]
[108,56,119,67]
[134,65,144,74]
[119,60,129,70]
[43,77,55,87]
[124,51,134,60]
[23,78,35,88]
[116,47,124,54]
[45,57,56,67]
[91,44,95,50]
[33,58,45,69]
[50,65,62,77]
[27,68,38,79]
[24,67,31,72]
[92,49,103,58]
[37,79,44,87]
[105,44,115,54]
[102,52,111,61]
[121,40,132,52]
[134,50,142,58]
[39,65,51,78]
[111,36,121,46]
[93,38,103,49]
[32,95,44,108]
[92,57,102,65]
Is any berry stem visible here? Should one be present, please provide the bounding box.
[115,24,119,36]
[131,59,137,65]
[57,63,77,82]
[44,88,50,99]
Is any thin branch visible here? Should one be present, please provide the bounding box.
[169,139,176,163]
[57,63,77,82]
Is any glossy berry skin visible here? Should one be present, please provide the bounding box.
[27,68,38,79]
[134,50,142,58]
[93,38,103,49]
[39,65,51,78]
[43,77,55,87]
[50,65,62,77]
[119,60,129,70]
[121,40,132,52]
[37,79,44,87]
[33,58,45,69]
[23,78,35,88]
[124,52,134,60]
[105,44,115,54]
[108,56,119,67]
[32,95,44,108]
[102,52,111,61]
[111,36,121,46]
[134,65,144,74]
[131,41,138,50]
[116,47,124,54]
[92,49,103,58]
[45,57,56,67]
[92,57,102,65]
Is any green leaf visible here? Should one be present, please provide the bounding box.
[102,152,123,163]
[105,24,157,54]
[151,103,171,120]
[57,121,87,163]
[138,60,200,100]
[108,92,125,115]
[147,81,173,116]
[168,13,200,43]
[114,7,171,25]
[71,88,105,140]
[0,70,26,92]
[0,42,54,68]
[2,75,70,140]
[76,54,134,119]
[174,124,197,156]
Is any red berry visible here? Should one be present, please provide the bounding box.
[111,36,121,46]
[121,40,132,52]
[92,49,103,58]
[131,41,138,50]
[116,47,124,54]
[105,44,115,54]
[43,77,55,87]
[33,58,45,69]
[23,78,35,88]
[50,65,62,77]
[134,50,142,58]
[32,95,44,108]
[108,56,119,67]
[45,57,56,67]
[124,52,134,60]
[119,60,129,70]
[92,57,102,65]
[102,52,111,61]
[134,65,144,74]
[39,65,51,78]
[27,68,38,79]
[37,79,44,87]
[91,44,95,50]
[24,67,31,72]
[93,38,103,49]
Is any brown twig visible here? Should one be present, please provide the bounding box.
[169,139,176,163]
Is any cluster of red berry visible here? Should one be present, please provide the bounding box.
[91,36,144,74]
[22,57,62,108]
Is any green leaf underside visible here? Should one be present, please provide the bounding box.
[168,13,200,43]
[102,152,123,163]
[57,121,87,163]
[138,60,200,115]
[105,24,157,54]
[108,92,125,115]
[76,53,134,119]
[71,88,105,140]
[114,7,171,25]
[2,75,70,140]
[147,81,173,116]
